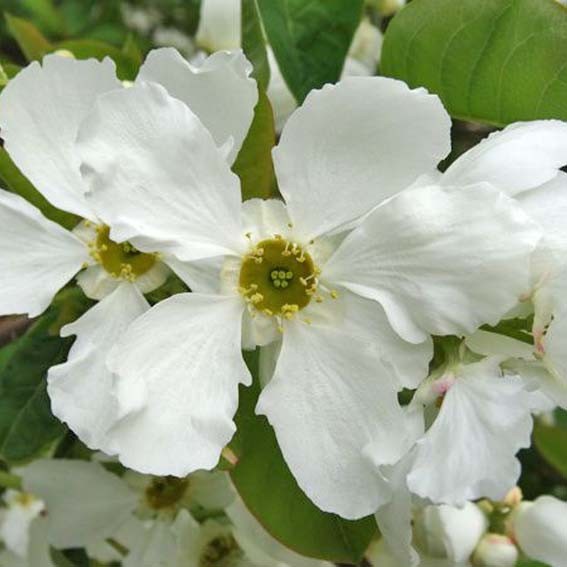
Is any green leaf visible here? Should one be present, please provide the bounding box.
[230,351,376,563]
[53,39,139,80]
[257,0,364,103]
[0,288,92,464]
[5,13,52,61]
[533,422,567,479]
[0,148,80,230]
[21,0,63,36]
[242,0,270,90]
[516,560,551,567]
[122,34,143,68]
[381,0,567,126]
[233,88,277,200]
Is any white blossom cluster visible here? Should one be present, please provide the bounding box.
[0,0,566,564]
[0,457,332,566]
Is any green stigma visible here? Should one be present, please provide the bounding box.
[89,225,156,281]
[239,237,318,318]
[144,476,189,510]
[199,535,243,567]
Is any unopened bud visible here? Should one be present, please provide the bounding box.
[472,534,518,567]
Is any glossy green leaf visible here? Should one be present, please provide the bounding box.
[53,39,139,80]
[534,422,567,479]
[230,351,376,563]
[233,88,277,201]
[0,148,80,230]
[0,63,8,87]
[381,0,567,126]
[242,0,270,90]
[257,0,364,103]
[0,288,92,464]
[5,13,52,61]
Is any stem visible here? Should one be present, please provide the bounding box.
[0,470,22,490]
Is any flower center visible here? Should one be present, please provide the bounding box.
[89,225,157,281]
[238,237,319,318]
[199,535,243,567]
[144,476,189,510]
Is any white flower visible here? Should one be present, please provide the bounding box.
[439,121,567,408]
[77,75,540,518]
[471,534,518,567]
[511,496,567,567]
[195,0,383,130]
[0,490,45,558]
[407,358,533,505]
[0,49,257,451]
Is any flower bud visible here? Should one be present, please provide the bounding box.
[511,496,567,567]
[472,534,518,567]
[414,502,487,563]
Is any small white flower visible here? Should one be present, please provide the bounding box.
[0,490,44,557]
[511,496,567,567]
[407,358,533,505]
[0,49,257,450]
[79,75,541,518]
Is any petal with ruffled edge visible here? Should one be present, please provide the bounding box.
[513,496,567,567]
[323,183,540,343]
[407,359,533,504]
[273,77,451,240]
[105,293,250,476]
[0,189,88,317]
[47,283,149,449]
[256,319,407,519]
[137,48,257,164]
[19,459,138,549]
[442,121,567,197]
[0,55,121,219]
[77,81,246,262]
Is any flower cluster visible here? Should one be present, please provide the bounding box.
[1,18,567,567]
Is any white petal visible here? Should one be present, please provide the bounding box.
[165,255,223,294]
[137,48,257,164]
[0,189,88,316]
[227,497,332,567]
[465,330,535,360]
[324,183,540,343]
[513,497,567,567]
[105,293,251,476]
[77,81,246,262]
[374,456,419,567]
[123,520,178,567]
[542,311,567,409]
[407,359,533,504]
[242,198,292,241]
[256,321,407,519]
[0,491,44,557]
[0,55,121,218]
[442,121,567,196]
[76,264,120,300]
[20,459,138,549]
[195,0,240,51]
[274,77,451,240]
[337,290,433,390]
[47,283,149,449]
[516,172,567,257]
